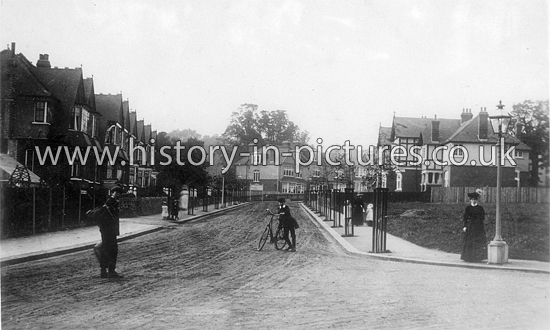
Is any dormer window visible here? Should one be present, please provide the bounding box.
[514,150,524,159]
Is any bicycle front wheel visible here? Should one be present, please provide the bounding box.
[274,226,287,250]
[257,226,270,251]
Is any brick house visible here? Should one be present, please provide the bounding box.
[381,108,531,192]
[436,109,530,188]
[1,44,102,188]
[234,141,310,194]
[95,93,129,187]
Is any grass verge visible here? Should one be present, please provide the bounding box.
[386,202,550,262]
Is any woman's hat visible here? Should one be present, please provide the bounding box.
[467,192,480,199]
[110,186,123,193]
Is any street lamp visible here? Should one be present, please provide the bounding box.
[488,100,512,264]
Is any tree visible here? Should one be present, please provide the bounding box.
[511,100,549,187]
[222,104,308,146]
[156,137,209,193]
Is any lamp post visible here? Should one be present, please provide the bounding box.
[488,101,511,264]
[221,167,225,208]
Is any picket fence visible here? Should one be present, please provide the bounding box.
[430,187,550,204]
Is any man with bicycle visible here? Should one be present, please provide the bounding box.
[278,198,297,252]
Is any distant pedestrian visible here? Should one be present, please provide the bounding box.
[172,199,180,220]
[461,191,487,263]
[365,203,373,226]
[278,198,298,252]
[352,195,365,226]
[94,186,123,278]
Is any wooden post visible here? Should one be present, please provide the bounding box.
[48,187,52,229]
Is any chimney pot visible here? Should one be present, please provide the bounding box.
[37,54,51,68]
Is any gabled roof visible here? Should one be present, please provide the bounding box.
[377,126,392,146]
[123,100,130,132]
[83,77,96,113]
[136,120,145,143]
[420,118,461,144]
[445,114,528,148]
[129,111,138,137]
[1,51,53,99]
[392,117,433,139]
[95,93,123,125]
[31,66,85,108]
[144,124,151,143]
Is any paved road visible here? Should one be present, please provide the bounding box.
[1,202,548,329]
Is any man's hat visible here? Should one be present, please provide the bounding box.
[278,198,286,203]
[467,192,480,199]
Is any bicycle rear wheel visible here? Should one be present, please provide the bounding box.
[274,226,287,250]
[257,226,270,251]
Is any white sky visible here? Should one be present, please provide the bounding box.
[1,0,548,148]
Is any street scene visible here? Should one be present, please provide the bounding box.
[2,203,549,329]
[1,1,549,329]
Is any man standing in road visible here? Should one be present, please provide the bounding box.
[94,186,123,278]
[278,198,297,252]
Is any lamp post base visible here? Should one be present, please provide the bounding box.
[487,240,509,264]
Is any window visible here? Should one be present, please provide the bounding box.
[453,145,464,157]
[137,170,144,187]
[81,109,89,134]
[129,167,136,184]
[92,115,99,137]
[25,149,35,171]
[70,107,82,130]
[253,170,260,182]
[71,163,80,177]
[313,168,321,177]
[296,184,304,193]
[253,152,261,165]
[34,101,50,123]
[106,163,113,179]
[282,182,289,193]
[296,171,302,178]
[144,171,150,187]
[514,150,524,158]
[396,172,402,191]
[283,166,294,177]
[289,183,296,193]
[428,172,434,184]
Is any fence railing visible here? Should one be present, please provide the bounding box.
[430,187,550,204]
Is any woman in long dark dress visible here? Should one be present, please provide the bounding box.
[461,191,487,262]
[352,195,365,226]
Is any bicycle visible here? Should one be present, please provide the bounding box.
[257,209,288,251]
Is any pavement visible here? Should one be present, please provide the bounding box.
[300,203,550,274]
[1,202,549,274]
[0,202,247,267]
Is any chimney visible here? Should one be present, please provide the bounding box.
[11,42,15,55]
[478,107,488,140]
[431,115,440,142]
[461,108,473,124]
[36,54,51,68]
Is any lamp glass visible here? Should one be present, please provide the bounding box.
[489,115,512,134]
